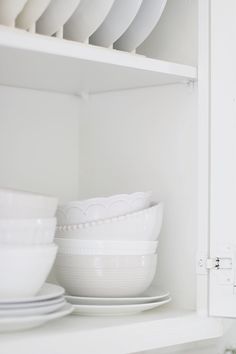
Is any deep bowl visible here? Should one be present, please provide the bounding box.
[55,253,157,297]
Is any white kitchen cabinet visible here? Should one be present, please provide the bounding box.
[0,0,235,353]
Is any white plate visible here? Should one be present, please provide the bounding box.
[0,0,28,26]
[0,299,65,316]
[64,0,115,43]
[0,303,73,332]
[114,0,167,52]
[0,283,64,305]
[0,296,64,309]
[66,289,169,306]
[36,0,81,36]
[16,0,51,30]
[90,0,143,48]
[71,297,171,316]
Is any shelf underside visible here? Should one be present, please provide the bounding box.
[0,307,223,354]
[0,26,197,95]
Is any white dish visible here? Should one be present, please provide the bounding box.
[55,238,158,255]
[36,0,81,36]
[71,297,171,316]
[0,0,28,26]
[0,283,65,304]
[0,303,73,332]
[64,0,115,43]
[56,191,152,225]
[0,299,65,316]
[0,188,58,219]
[90,0,143,48]
[66,289,170,306]
[16,0,51,30]
[0,244,57,299]
[55,253,157,297]
[114,0,167,52]
[0,218,56,245]
[0,297,64,309]
[56,203,163,242]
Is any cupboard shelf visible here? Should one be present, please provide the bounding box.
[0,26,197,96]
[0,307,223,354]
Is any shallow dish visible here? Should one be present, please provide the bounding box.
[64,0,115,43]
[0,0,28,26]
[55,253,157,297]
[56,191,152,225]
[0,244,57,298]
[0,188,58,219]
[90,0,143,48]
[16,0,51,30]
[36,0,81,36]
[55,238,158,255]
[71,297,171,316]
[56,202,163,242]
[114,0,167,52]
[0,218,56,245]
[0,303,73,332]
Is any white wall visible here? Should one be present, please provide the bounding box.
[78,84,198,310]
[0,85,80,202]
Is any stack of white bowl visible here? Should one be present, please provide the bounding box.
[0,188,59,299]
[55,192,164,301]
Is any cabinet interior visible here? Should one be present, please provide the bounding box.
[0,0,198,312]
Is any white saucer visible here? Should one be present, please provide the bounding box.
[0,296,64,310]
[66,289,169,306]
[0,283,65,305]
[0,303,73,332]
[71,297,171,316]
[0,299,65,316]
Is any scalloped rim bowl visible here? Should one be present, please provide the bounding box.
[0,218,56,245]
[56,191,152,225]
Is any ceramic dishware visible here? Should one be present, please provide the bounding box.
[16,0,51,30]
[0,244,57,298]
[114,0,167,52]
[0,0,28,26]
[90,0,143,48]
[64,0,115,43]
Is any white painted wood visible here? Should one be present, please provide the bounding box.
[209,0,236,317]
[0,26,196,95]
[0,309,223,354]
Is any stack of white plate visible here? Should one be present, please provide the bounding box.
[0,188,73,331]
[55,192,171,316]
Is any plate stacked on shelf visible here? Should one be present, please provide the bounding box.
[55,192,171,316]
[0,188,73,332]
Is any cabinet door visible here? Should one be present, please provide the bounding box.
[209,0,236,317]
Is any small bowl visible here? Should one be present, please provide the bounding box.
[56,203,163,242]
[0,244,57,298]
[56,191,152,225]
[0,218,56,245]
[0,188,58,219]
[55,253,157,297]
[55,238,158,255]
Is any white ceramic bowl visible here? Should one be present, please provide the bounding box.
[16,0,51,30]
[114,0,167,52]
[0,0,28,26]
[55,238,158,255]
[64,0,115,43]
[56,202,163,242]
[56,191,152,225]
[0,188,58,219]
[0,218,56,245]
[55,253,157,297]
[0,244,57,298]
[36,0,81,36]
[90,0,143,48]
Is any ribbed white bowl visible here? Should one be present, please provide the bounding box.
[0,244,57,298]
[0,218,56,245]
[56,191,152,225]
[55,238,158,255]
[56,202,163,242]
[0,188,58,219]
[55,253,157,297]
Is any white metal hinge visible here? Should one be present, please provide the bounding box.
[206,257,233,270]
